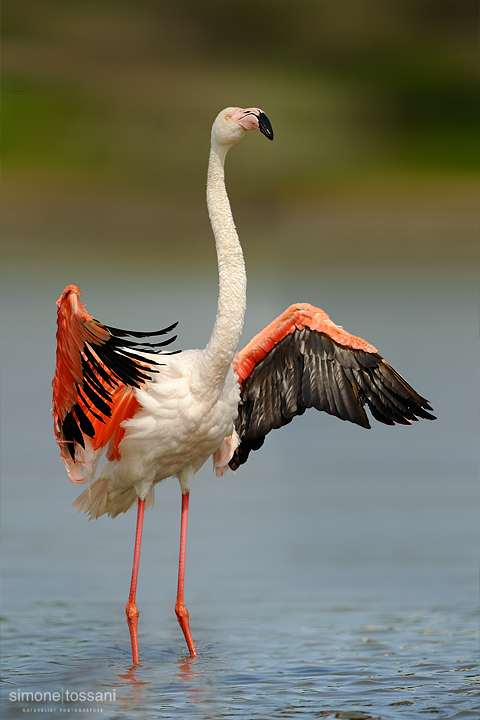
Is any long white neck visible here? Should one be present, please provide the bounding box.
[198,143,246,390]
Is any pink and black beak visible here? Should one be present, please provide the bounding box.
[231,107,274,140]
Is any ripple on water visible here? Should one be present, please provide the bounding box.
[1,603,478,719]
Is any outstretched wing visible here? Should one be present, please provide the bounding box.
[53,284,177,482]
[230,303,435,470]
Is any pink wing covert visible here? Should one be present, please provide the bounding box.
[53,285,177,483]
[234,303,378,383]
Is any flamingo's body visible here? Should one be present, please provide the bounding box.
[53,107,435,663]
[63,344,241,518]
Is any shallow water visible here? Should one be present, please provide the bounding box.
[1,268,478,719]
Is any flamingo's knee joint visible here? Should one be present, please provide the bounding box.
[126,602,139,623]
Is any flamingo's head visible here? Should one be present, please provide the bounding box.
[211,107,273,149]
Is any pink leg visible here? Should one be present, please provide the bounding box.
[126,498,145,665]
[175,492,197,657]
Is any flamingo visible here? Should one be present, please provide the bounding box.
[53,106,435,664]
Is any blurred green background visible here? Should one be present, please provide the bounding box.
[2,0,478,271]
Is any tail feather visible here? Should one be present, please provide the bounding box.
[71,476,140,519]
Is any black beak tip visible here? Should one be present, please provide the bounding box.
[258,112,274,141]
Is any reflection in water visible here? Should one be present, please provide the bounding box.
[175,655,206,706]
[118,664,146,710]
[176,654,198,683]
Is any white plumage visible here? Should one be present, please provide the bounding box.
[72,351,241,517]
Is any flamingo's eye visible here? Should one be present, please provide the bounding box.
[225,114,231,121]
